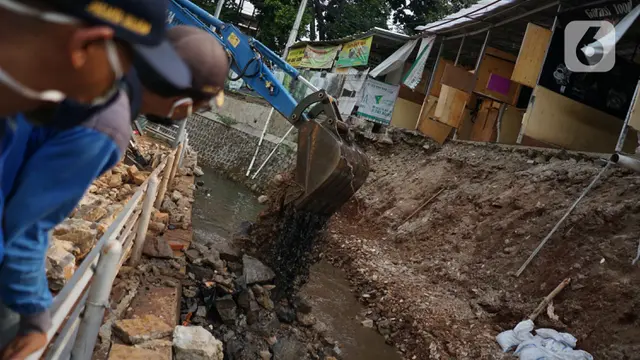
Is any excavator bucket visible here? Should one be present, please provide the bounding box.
[289,91,370,216]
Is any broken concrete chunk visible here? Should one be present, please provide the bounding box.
[200,233,240,262]
[193,166,204,177]
[243,255,275,285]
[46,242,76,291]
[296,312,316,327]
[143,235,173,259]
[53,218,98,258]
[109,173,124,188]
[257,195,269,204]
[152,211,170,224]
[172,190,183,203]
[133,171,149,186]
[272,337,305,360]
[108,343,166,360]
[113,315,173,345]
[215,295,237,325]
[134,340,173,360]
[127,165,139,178]
[74,205,109,223]
[187,264,214,280]
[173,325,224,360]
[148,221,166,234]
[162,198,178,213]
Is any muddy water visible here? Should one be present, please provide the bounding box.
[192,167,401,360]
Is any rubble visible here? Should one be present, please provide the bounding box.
[242,255,275,285]
[52,218,98,258]
[143,235,174,259]
[173,326,224,360]
[46,241,76,291]
[113,315,173,345]
[108,343,166,360]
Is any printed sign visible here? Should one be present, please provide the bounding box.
[336,36,373,68]
[286,46,306,67]
[299,45,340,69]
[357,79,399,125]
[402,36,435,90]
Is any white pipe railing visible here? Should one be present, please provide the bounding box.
[26,142,183,360]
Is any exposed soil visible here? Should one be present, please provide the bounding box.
[319,132,640,359]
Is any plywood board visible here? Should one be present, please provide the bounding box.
[471,106,499,142]
[627,83,640,131]
[441,64,476,93]
[485,47,518,62]
[511,23,552,88]
[417,96,453,143]
[391,97,422,129]
[498,106,525,144]
[434,85,470,128]
[522,86,637,153]
[474,53,520,104]
[429,58,455,98]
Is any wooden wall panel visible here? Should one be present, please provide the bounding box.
[434,85,470,128]
[498,106,525,144]
[441,64,476,93]
[390,97,422,129]
[417,96,453,143]
[511,23,552,88]
[429,58,455,98]
[474,51,520,104]
[522,86,637,153]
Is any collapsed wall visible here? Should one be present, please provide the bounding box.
[321,130,640,359]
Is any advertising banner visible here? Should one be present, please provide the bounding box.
[357,79,399,125]
[336,36,373,68]
[299,45,340,69]
[402,36,436,90]
[286,46,306,67]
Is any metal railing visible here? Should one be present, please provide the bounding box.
[26,141,185,360]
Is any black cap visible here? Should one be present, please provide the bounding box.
[47,0,191,90]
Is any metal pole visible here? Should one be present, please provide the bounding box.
[71,240,123,360]
[454,36,465,66]
[155,154,175,209]
[517,4,561,144]
[246,0,309,176]
[169,143,183,186]
[475,30,491,72]
[496,103,506,143]
[251,126,294,179]
[173,119,187,148]
[129,175,159,267]
[516,162,611,277]
[415,37,445,131]
[179,136,188,168]
[214,0,224,18]
[283,0,309,59]
[454,30,489,141]
[615,79,640,152]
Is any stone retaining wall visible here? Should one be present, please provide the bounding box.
[185,112,297,191]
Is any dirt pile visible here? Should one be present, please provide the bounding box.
[321,131,640,359]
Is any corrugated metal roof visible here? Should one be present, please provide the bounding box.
[290,27,409,49]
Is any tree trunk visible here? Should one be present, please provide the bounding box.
[309,15,316,40]
[312,0,325,40]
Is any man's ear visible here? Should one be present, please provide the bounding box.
[68,26,114,69]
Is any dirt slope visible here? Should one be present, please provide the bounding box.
[325,134,640,359]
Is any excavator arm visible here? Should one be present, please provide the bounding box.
[168,0,369,215]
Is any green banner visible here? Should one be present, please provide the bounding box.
[299,45,340,69]
[336,36,373,68]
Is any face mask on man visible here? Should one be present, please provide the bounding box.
[0,0,124,106]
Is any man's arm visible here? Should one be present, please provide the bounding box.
[0,91,130,336]
[0,127,121,331]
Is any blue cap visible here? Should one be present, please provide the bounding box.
[48,0,191,90]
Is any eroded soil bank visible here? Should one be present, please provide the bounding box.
[322,132,640,359]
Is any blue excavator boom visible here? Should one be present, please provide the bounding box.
[168,0,370,215]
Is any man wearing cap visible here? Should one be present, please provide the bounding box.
[0,0,191,358]
[0,25,228,360]
[0,0,190,118]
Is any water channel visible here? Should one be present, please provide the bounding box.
[192,167,402,360]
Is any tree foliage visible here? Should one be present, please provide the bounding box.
[389,0,477,34]
[252,0,313,51]
[315,0,391,41]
